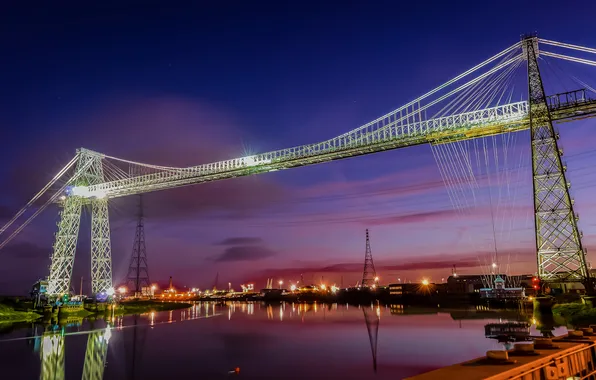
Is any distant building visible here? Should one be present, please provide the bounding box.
[447,274,535,294]
[446,275,485,293]
[388,283,420,296]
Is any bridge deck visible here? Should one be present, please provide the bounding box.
[406,335,596,380]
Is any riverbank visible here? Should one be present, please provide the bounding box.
[0,303,41,322]
[115,300,192,315]
[552,302,596,327]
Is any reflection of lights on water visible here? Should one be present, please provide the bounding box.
[150,312,155,326]
[267,305,273,320]
[228,307,232,321]
[376,307,380,319]
[279,307,284,322]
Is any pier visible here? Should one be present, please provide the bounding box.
[408,331,596,380]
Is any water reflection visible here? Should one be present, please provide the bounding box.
[363,303,380,372]
[0,302,572,379]
[40,330,64,380]
[36,322,110,380]
[81,327,110,380]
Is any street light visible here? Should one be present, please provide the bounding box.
[278,280,283,289]
[118,286,127,294]
[421,279,429,286]
[374,276,379,282]
[290,284,297,292]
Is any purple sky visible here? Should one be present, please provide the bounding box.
[1,1,596,294]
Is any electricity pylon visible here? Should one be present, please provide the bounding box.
[524,35,591,289]
[126,195,150,296]
[361,229,377,288]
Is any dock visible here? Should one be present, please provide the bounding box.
[407,330,596,380]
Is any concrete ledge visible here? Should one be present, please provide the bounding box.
[405,339,591,380]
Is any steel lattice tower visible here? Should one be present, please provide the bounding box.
[126,195,150,296]
[524,36,591,287]
[48,149,113,296]
[361,229,377,287]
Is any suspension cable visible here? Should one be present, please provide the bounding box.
[539,39,596,55]
[0,159,94,251]
[541,51,596,67]
[0,153,80,236]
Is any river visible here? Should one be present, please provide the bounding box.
[0,302,568,379]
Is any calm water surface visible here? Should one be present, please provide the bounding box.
[0,302,567,379]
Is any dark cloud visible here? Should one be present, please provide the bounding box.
[364,209,462,226]
[1,242,49,259]
[215,237,263,246]
[213,246,276,262]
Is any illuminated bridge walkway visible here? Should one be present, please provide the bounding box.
[2,35,596,296]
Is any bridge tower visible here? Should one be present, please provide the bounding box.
[523,36,591,288]
[47,149,113,296]
[361,229,377,288]
[126,195,150,297]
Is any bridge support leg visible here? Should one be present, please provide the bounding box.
[524,36,591,290]
[47,196,82,296]
[90,198,113,295]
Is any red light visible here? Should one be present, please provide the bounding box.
[534,285,539,289]
[532,277,538,282]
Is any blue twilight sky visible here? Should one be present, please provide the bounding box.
[1,1,596,294]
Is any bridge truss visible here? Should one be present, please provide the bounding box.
[2,36,596,296]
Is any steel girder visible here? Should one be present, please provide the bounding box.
[524,36,590,284]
